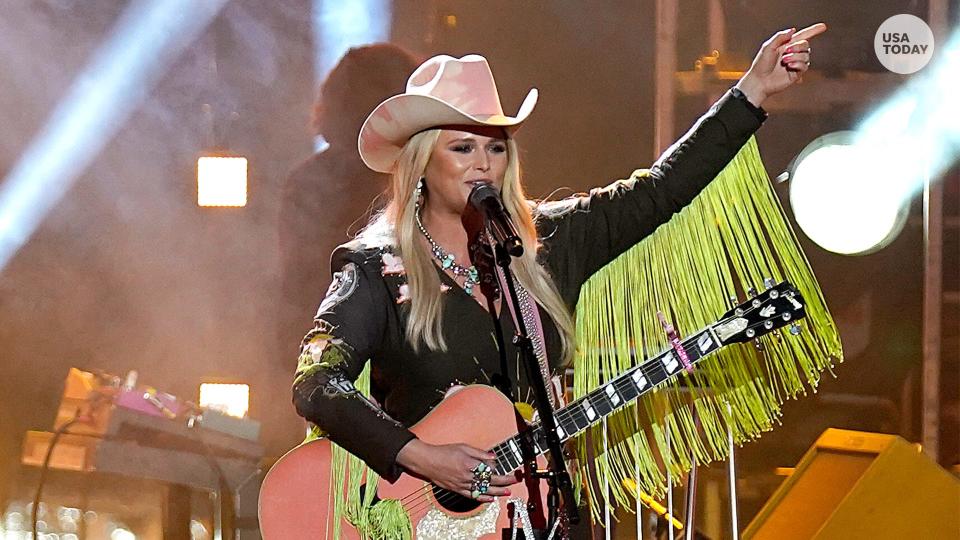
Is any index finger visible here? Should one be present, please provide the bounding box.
[793,22,827,42]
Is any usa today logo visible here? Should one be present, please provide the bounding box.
[875,14,934,74]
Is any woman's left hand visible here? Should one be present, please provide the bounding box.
[736,23,828,107]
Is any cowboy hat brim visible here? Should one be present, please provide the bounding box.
[358,88,538,173]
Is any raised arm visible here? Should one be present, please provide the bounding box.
[538,24,826,306]
[538,88,765,306]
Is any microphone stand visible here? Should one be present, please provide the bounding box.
[490,240,580,533]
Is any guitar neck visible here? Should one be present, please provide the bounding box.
[489,325,722,476]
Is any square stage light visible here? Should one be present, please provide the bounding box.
[199,383,249,418]
[197,156,247,207]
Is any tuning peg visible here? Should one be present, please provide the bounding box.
[762,278,783,300]
[789,322,802,336]
[730,295,746,316]
[748,286,762,308]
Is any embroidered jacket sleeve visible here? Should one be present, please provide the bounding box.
[537,88,767,306]
[291,248,416,481]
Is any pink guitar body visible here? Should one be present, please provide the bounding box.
[259,385,550,539]
[259,281,808,538]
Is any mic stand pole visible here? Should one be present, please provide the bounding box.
[492,242,580,532]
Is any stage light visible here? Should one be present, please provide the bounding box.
[199,383,249,418]
[197,156,248,207]
[109,527,136,540]
[788,131,911,255]
[788,29,960,256]
[0,0,229,273]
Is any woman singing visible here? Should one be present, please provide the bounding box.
[291,23,825,538]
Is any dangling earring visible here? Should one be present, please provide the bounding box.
[414,177,425,208]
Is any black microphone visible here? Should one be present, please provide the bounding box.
[467,183,524,257]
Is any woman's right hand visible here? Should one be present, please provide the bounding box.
[396,438,519,503]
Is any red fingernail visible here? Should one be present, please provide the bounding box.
[785,47,795,54]
[505,489,512,496]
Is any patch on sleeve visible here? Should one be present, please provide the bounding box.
[315,262,359,316]
[381,251,405,275]
[294,331,351,384]
[396,283,411,304]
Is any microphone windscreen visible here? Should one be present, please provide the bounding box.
[468,182,502,210]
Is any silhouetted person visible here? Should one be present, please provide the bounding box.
[278,44,420,363]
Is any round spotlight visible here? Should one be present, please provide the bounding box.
[788,131,911,256]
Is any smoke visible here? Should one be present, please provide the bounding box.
[0,1,319,495]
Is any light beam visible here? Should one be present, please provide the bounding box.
[0,0,231,272]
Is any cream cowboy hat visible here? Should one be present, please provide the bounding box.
[357,54,538,173]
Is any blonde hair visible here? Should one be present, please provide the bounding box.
[357,129,576,366]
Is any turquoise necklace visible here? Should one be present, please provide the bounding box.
[415,205,480,296]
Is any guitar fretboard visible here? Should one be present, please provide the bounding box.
[490,326,721,476]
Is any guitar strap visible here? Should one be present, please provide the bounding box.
[470,226,561,408]
[495,265,563,410]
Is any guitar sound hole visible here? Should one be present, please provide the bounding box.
[431,486,481,512]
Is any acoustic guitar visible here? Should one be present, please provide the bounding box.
[259,281,807,539]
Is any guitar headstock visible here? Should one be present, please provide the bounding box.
[712,281,807,345]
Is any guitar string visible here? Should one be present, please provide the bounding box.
[493,290,791,474]
[401,303,793,515]
[551,291,793,434]
[399,328,715,514]
[403,427,558,511]
[393,428,534,508]
[398,308,783,515]
[391,423,540,510]
[390,299,794,515]
[395,443,517,506]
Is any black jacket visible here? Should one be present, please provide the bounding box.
[292,88,766,481]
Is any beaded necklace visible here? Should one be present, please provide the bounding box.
[414,196,480,296]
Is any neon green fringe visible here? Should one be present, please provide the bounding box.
[572,136,843,523]
[305,365,412,539]
[314,137,842,533]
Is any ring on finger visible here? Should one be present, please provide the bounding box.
[469,478,490,495]
[469,481,490,497]
[469,462,493,499]
[471,462,493,482]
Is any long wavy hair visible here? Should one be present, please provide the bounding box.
[355,129,575,366]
